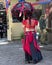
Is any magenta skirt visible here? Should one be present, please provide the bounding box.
[21,31,40,55]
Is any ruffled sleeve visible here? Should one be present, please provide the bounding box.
[22,20,26,25]
[22,20,26,28]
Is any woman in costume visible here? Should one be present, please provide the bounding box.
[22,11,43,64]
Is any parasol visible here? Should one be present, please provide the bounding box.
[11,2,34,21]
[11,0,51,22]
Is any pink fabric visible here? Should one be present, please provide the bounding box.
[22,19,39,55]
[21,32,40,56]
[21,39,25,51]
[22,19,38,29]
[21,37,31,55]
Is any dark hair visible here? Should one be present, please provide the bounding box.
[25,11,32,18]
[25,11,32,25]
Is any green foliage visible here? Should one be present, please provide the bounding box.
[20,32,24,39]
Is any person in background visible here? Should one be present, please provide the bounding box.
[0,18,3,38]
[22,11,43,64]
[45,3,52,43]
[39,15,47,44]
[39,15,46,31]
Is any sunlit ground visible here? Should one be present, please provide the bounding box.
[40,45,44,48]
[0,42,9,45]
